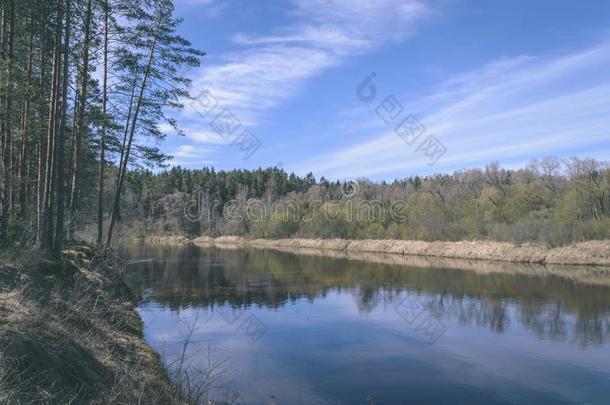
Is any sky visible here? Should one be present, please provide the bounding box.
[162,0,610,181]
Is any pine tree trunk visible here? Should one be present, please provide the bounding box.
[36,19,47,247]
[107,19,161,246]
[18,11,34,218]
[37,1,62,252]
[68,0,92,237]
[4,0,15,219]
[97,0,109,245]
[0,2,6,244]
[65,88,78,202]
[54,0,71,257]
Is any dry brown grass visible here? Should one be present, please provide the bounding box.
[189,236,610,267]
[0,245,191,404]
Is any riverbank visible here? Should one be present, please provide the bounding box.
[164,236,610,266]
[0,246,185,404]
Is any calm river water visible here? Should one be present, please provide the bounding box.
[122,242,610,404]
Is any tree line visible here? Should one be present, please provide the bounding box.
[0,0,202,257]
[2,0,608,251]
[111,158,610,246]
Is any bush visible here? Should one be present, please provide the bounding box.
[366,223,385,239]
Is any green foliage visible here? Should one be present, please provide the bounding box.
[0,0,203,252]
[102,158,610,246]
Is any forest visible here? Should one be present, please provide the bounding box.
[1,0,610,255]
[2,0,610,403]
[113,158,610,247]
[0,0,202,257]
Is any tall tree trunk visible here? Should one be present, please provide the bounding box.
[117,79,137,189]
[37,1,62,252]
[97,0,109,245]
[110,78,137,225]
[18,11,34,218]
[4,0,15,218]
[0,0,15,244]
[36,15,47,246]
[65,88,78,202]
[106,19,161,246]
[68,0,92,237]
[54,0,71,257]
[0,2,7,244]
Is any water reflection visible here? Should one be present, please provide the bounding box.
[122,242,610,404]
[124,243,610,347]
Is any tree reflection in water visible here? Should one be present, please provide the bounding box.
[123,242,610,348]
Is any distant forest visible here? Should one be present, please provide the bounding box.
[101,157,610,246]
[1,1,609,252]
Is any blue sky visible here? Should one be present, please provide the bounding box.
[163,0,610,180]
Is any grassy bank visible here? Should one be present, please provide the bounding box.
[0,246,185,404]
[141,236,610,266]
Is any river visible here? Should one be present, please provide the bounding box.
[123,242,610,404]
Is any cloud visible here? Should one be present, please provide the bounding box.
[169,144,215,167]
[175,0,226,17]
[172,144,213,158]
[231,26,369,53]
[292,0,429,44]
[157,122,175,134]
[176,0,216,4]
[177,0,430,168]
[189,45,338,126]
[186,0,430,128]
[187,129,234,145]
[292,42,610,178]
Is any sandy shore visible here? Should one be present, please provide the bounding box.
[141,235,610,266]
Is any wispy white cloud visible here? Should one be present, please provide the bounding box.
[187,130,234,145]
[176,0,217,4]
[169,144,215,167]
[175,0,226,17]
[231,26,368,51]
[172,144,214,158]
[189,45,338,125]
[177,0,430,164]
[292,0,429,44]
[157,122,175,134]
[187,0,430,127]
[292,42,610,178]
